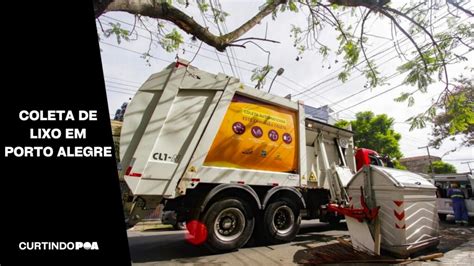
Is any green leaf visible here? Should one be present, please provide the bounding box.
[251,65,273,88]
[197,1,209,12]
[319,45,329,58]
[104,22,130,45]
[338,71,349,82]
[428,161,457,174]
[345,111,404,159]
[342,40,360,66]
[288,1,298,12]
[394,92,410,102]
[159,28,183,52]
[334,120,350,128]
[364,61,381,88]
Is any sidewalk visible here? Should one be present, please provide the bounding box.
[434,237,474,265]
[413,236,474,266]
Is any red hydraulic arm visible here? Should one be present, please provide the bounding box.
[327,187,379,222]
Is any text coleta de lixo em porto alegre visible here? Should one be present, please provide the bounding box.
[4,110,113,158]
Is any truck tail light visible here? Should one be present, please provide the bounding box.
[125,166,132,175]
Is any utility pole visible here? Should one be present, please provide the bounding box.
[418,146,434,176]
[461,161,474,174]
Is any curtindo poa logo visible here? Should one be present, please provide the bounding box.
[19,241,99,251]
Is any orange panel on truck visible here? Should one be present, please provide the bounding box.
[204,94,298,173]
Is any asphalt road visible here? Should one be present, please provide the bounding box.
[128,220,350,265]
[128,218,474,265]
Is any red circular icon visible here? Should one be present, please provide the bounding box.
[251,126,263,138]
[268,130,279,141]
[283,133,292,144]
[232,122,245,135]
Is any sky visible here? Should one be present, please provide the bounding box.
[96,0,473,173]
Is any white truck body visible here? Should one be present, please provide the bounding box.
[120,61,355,199]
[119,60,437,255]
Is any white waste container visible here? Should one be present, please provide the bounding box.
[346,166,439,257]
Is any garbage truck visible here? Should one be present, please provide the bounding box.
[119,60,439,255]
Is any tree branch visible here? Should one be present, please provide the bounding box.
[360,9,377,80]
[96,18,106,33]
[231,37,280,44]
[328,0,389,8]
[447,0,474,17]
[318,3,348,41]
[98,0,287,51]
[384,6,449,87]
[376,8,429,72]
[94,0,115,18]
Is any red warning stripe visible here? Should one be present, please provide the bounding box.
[393,200,403,207]
[395,223,406,229]
[394,210,405,221]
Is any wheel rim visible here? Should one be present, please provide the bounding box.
[272,205,294,236]
[214,207,246,242]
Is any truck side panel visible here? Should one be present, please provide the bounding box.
[140,90,222,196]
[186,88,307,188]
[120,68,174,176]
[304,120,355,189]
[120,64,231,197]
[203,94,299,173]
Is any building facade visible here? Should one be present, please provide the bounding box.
[399,155,441,174]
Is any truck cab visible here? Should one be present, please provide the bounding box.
[354,148,395,171]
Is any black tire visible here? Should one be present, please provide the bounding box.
[327,214,342,226]
[202,198,255,252]
[261,199,301,244]
[438,213,447,221]
[248,212,265,246]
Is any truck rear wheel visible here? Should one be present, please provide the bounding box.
[327,214,342,226]
[262,199,300,244]
[203,198,255,252]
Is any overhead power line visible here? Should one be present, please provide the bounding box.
[106,89,135,95]
[98,4,471,119]
[292,5,471,99]
[105,76,142,85]
[332,48,471,114]
[105,80,138,88]
[106,83,138,92]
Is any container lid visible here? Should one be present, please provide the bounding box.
[373,166,435,189]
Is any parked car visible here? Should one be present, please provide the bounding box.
[432,173,474,222]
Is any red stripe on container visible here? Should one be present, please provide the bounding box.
[395,223,406,229]
[394,210,405,221]
[393,200,403,207]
